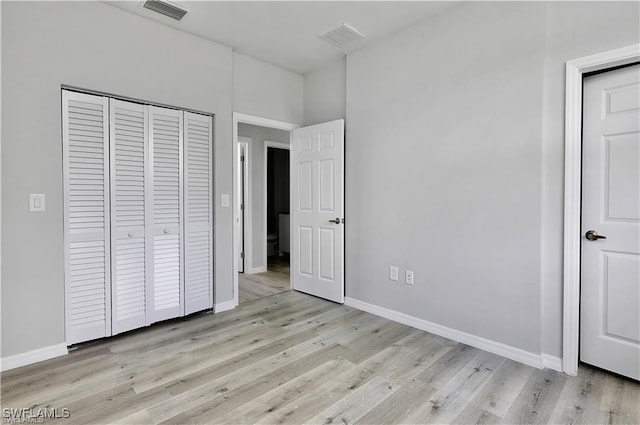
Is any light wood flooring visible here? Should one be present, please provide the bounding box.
[239,256,290,304]
[1,290,639,425]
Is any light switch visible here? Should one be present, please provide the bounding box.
[30,194,46,212]
[221,194,230,207]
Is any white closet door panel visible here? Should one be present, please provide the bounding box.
[148,106,183,323]
[184,111,213,314]
[110,99,148,335]
[63,90,111,344]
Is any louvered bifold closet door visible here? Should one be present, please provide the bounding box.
[63,91,111,344]
[184,112,213,314]
[110,99,149,335]
[148,106,184,323]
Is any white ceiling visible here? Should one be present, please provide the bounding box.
[104,1,459,75]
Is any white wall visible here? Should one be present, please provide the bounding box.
[1,1,302,359]
[337,1,639,359]
[238,124,290,272]
[234,53,303,126]
[303,57,346,126]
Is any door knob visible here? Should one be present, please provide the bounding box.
[328,217,341,224]
[164,229,169,234]
[127,232,134,238]
[585,230,607,241]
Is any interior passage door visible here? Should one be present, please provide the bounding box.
[580,64,640,380]
[291,119,344,303]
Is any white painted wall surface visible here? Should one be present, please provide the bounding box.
[1,1,303,359]
[233,53,303,125]
[342,1,640,358]
[303,57,346,126]
[237,123,290,271]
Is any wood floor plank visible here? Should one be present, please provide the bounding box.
[355,379,437,425]
[501,368,568,425]
[415,343,481,388]
[305,376,397,425]
[213,359,355,424]
[158,344,351,425]
[452,405,502,425]
[548,365,608,424]
[599,369,640,425]
[466,358,535,418]
[404,351,505,424]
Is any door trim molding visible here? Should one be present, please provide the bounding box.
[263,141,291,272]
[238,137,251,275]
[562,44,639,376]
[232,113,299,307]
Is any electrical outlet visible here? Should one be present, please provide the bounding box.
[405,270,414,285]
[389,266,399,282]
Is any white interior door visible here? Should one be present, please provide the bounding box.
[110,98,148,335]
[290,119,344,303]
[63,91,112,344]
[148,106,184,323]
[581,64,640,380]
[184,111,214,315]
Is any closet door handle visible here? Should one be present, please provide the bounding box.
[127,232,134,238]
[164,229,169,234]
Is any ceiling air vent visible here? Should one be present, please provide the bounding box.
[319,23,366,48]
[143,0,188,21]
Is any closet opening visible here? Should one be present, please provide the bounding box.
[62,88,214,345]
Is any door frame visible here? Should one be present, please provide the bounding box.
[232,112,299,306]
[237,139,250,273]
[263,141,291,270]
[562,44,639,376]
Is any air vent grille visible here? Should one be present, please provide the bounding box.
[143,0,188,21]
[319,23,366,48]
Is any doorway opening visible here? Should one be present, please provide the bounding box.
[232,114,299,306]
[265,141,291,276]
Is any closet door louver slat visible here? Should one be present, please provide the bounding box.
[148,106,184,323]
[63,91,111,344]
[184,112,213,314]
[110,99,148,335]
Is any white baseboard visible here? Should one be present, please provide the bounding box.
[542,354,563,371]
[214,300,236,313]
[1,343,68,372]
[344,297,562,372]
[245,266,267,275]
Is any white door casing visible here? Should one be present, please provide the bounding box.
[63,91,112,344]
[110,98,148,335]
[148,106,184,323]
[237,140,249,273]
[580,64,640,380]
[291,119,345,303]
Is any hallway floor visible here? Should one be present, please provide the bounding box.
[238,255,290,304]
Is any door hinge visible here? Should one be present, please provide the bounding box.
[241,155,245,162]
[241,252,245,259]
[241,203,244,210]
